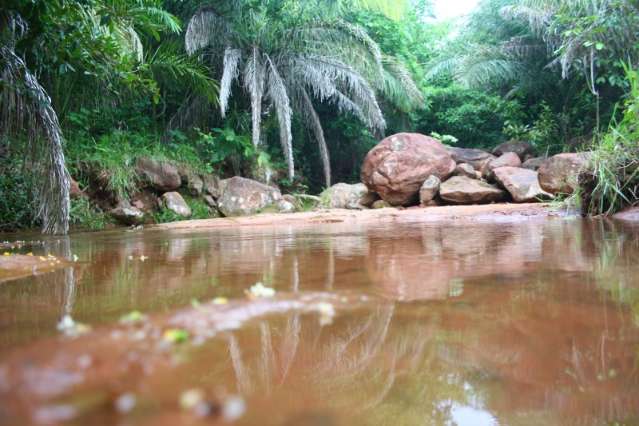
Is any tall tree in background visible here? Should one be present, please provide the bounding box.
[185,0,422,186]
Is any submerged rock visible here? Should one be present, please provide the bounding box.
[492,140,535,160]
[136,157,181,192]
[493,166,552,203]
[419,175,441,206]
[162,192,192,217]
[217,176,282,217]
[439,176,506,204]
[538,153,591,195]
[372,200,392,209]
[361,133,456,206]
[320,183,370,209]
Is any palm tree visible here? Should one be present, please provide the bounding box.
[1,12,70,234]
[185,0,422,187]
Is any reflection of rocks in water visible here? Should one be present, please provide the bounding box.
[365,219,608,302]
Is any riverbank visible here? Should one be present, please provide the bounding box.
[152,202,563,231]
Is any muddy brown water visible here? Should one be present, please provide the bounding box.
[1,213,639,425]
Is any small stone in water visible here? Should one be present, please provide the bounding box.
[222,396,246,421]
[212,297,228,305]
[246,282,276,299]
[180,389,205,411]
[114,393,137,413]
[163,328,189,344]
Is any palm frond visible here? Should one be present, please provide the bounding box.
[299,88,331,187]
[244,47,266,147]
[220,48,242,117]
[265,55,294,179]
[185,9,232,55]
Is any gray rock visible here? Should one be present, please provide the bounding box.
[110,204,145,225]
[162,192,192,217]
[202,174,222,199]
[493,166,552,203]
[136,157,181,192]
[277,200,296,213]
[184,172,204,196]
[439,176,506,204]
[217,176,282,217]
[320,183,370,209]
[419,175,441,205]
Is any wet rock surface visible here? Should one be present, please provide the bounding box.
[419,175,441,206]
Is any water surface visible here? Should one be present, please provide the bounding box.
[1,215,638,425]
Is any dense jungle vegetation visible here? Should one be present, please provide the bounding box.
[1,0,638,233]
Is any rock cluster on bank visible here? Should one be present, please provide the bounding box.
[351,132,588,209]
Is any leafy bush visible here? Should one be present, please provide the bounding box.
[581,66,639,215]
[0,153,37,231]
[70,197,110,231]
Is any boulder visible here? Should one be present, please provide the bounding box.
[493,167,552,203]
[360,191,380,208]
[277,199,296,213]
[136,157,181,192]
[110,204,145,226]
[217,176,282,217]
[447,147,496,170]
[419,175,441,205]
[361,133,456,206]
[320,183,369,209]
[454,163,477,179]
[492,140,535,160]
[202,174,222,199]
[483,152,522,178]
[522,157,546,171]
[538,153,590,195]
[183,172,203,196]
[162,192,192,217]
[612,207,639,223]
[439,176,506,204]
[130,191,160,213]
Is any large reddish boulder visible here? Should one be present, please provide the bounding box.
[538,153,590,195]
[361,133,456,206]
[136,157,181,192]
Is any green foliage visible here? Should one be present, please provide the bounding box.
[583,66,639,215]
[153,195,215,224]
[414,86,522,148]
[0,152,37,232]
[429,132,458,145]
[70,197,110,231]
